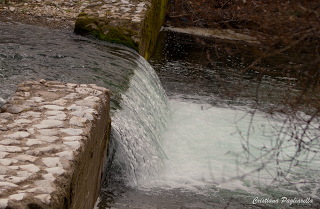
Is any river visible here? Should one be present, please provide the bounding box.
[0,18,319,209]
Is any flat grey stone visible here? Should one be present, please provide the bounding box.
[75,87,95,95]
[66,83,77,89]
[36,91,60,99]
[4,131,30,139]
[55,151,73,161]
[0,146,6,152]
[14,119,32,124]
[7,166,19,170]
[67,104,84,111]
[42,157,62,168]
[52,85,66,88]
[0,119,8,124]
[0,139,20,145]
[69,116,87,127]
[37,129,59,136]
[84,96,101,102]
[36,135,58,143]
[1,105,31,114]
[63,93,80,100]
[6,176,27,184]
[0,113,13,119]
[85,108,98,115]
[26,139,44,146]
[33,180,55,194]
[43,173,55,181]
[45,167,65,175]
[16,171,32,178]
[30,97,44,103]
[0,199,8,208]
[47,115,67,121]
[75,100,97,109]
[84,112,94,120]
[46,99,67,106]
[70,111,94,121]
[0,166,7,175]
[22,100,35,107]
[35,194,51,204]
[14,154,37,163]
[33,120,64,129]
[0,152,8,158]
[27,128,35,134]
[0,181,17,189]
[45,111,67,121]
[4,146,22,153]
[22,147,29,151]
[9,193,26,201]
[20,164,40,173]
[42,105,65,110]
[45,111,65,116]
[63,136,82,141]
[0,159,12,166]
[60,128,83,136]
[20,111,41,118]
[41,119,64,127]
[35,145,63,153]
[63,141,80,149]
[33,124,50,129]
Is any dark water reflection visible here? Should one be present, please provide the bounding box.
[150,30,304,110]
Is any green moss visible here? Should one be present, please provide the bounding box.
[74,16,139,51]
[99,26,139,51]
[74,0,168,60]
[74,16,97,34]
[139,0,168,61]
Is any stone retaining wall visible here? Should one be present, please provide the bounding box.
[0,80,111,209]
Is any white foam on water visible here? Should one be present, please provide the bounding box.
[139,99,320,198]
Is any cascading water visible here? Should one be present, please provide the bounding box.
[107,56,170,186]
[1,18,320,208]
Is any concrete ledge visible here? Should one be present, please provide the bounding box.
[0,80,111,209]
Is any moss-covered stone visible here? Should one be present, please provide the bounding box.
[74,15,139,51]
[74,0,168,60]
[139,0,168,61]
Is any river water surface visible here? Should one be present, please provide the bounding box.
[0,19,320,209]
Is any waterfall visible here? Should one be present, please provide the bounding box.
[108,56,170,186]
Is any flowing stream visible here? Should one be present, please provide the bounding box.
[1,19,320,208]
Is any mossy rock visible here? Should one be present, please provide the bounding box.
[139,0,168,60]
[74,0,168,60]
[74,15,139,51]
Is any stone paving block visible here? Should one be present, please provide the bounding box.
[0,80,111,209]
